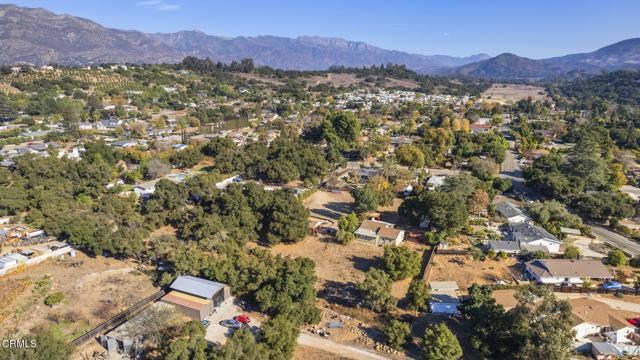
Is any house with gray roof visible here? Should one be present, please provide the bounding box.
[488,222,561,255]
[495,201,530,223]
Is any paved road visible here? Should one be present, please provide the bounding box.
[499,140,534,199]
[298,334,393,360]
[587,223,640,257]
[498,137,640,256]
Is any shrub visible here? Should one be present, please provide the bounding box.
[44,292,65,307]
[563,245,580,260]
[608,250,627,267]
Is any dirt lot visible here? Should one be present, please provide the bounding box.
[0,251,158,339]
[427,254,518,290]
[304,189,354,222]
[271,235,383,285]
[480,83,549,105]
[294,346,351,360]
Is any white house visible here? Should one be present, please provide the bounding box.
[509,222,562,253]
[354,219,404,246]
[571,298,636,343]
[524,259,613,285]
[495,201,530,223]
[134,180,158,197]
[488,222,562,255]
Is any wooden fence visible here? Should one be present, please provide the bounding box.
[420,246,437,281]
[71,290,166,346]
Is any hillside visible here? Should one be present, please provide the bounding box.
[558,70,640,105]
[0,4,488,72]
[447,39,640,80]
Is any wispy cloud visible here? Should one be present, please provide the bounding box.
[136,0,180,11]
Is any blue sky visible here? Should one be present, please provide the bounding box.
[9,0,640,58]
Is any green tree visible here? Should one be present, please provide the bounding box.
[400,191,468,233]
[516,286,573,360]
[407,278,430,313]
[264,192,309,245]
[164,321,209,360]
[357,268,397,312]
[422,323,463,360]
[608,249,627,267]
[395,144,426,168]
[260,315,299,360]
[336,212,358,244]
[382,246,421,280]
[220,328,266,360]
[323,111,361,146]
[384,319,411,350]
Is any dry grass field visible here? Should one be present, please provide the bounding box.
[427,254,518,290]
[0,252,158,339]
[480,83,549,104]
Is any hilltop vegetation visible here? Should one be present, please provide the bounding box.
[558,70,640,105]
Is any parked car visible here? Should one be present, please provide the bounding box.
[234,315,251,324]
[602,281,622,290]
[201,320,211,328]
[219,319,242,329]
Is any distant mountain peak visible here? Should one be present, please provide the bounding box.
[447,41,640,79]
[0,4,494,72]
[1,3,639,78]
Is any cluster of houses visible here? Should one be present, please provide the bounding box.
[0,240,74,274]
[334,89,470,110]
[488,201,563,256]
[0,141,84,168]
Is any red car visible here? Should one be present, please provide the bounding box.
[234,315,251,324]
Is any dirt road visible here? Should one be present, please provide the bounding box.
[298,334,393,360]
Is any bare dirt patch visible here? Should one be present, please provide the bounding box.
[294,345,352,360]
[234,72,286,86]
[481,83,549,105]
[427,254,517,290]
[271,235,383,285]
[0,252,158,338]
[304,189,354,222]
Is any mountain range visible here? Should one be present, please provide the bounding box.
[1,4,639,79]
[0,4,488,73]
[446,38,640,79]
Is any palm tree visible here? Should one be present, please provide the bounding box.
[380,156,397,181]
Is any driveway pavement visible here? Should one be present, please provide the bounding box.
[204,297,257,344]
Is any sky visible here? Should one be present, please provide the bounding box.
[8,0,640,59]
